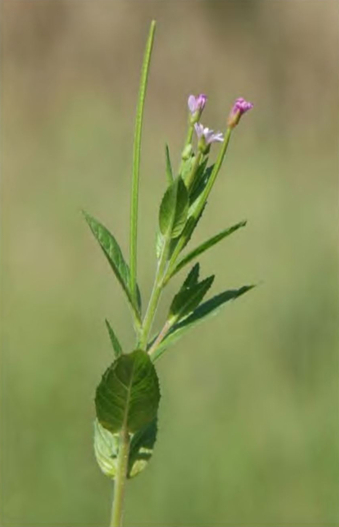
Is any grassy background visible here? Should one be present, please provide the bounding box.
[2,2,339,526]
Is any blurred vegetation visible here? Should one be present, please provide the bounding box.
[1,2,338,526]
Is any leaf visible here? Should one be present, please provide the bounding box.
[189,164,214,209]
[83,211,141,317]
[155,231,164,260]
[165,144,174,185]
[130,20,156,304]
[159,177,189,239]
[93,417,158,480]
[182,262,200,288]
[169,221,247,279]
[190,157,210,204]
[105,319,123,358]
[180,155,195,181]
[94,419,119,479]
[168,268,214,323]
[128,417,158,478]
[95,350,160,434]
[175,203,207,255]
[152,285,255,361]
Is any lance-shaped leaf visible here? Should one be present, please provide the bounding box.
[189,158,209,203]
[93,417,158,480]
[151,285,255,361]
[95,349,160,434]
[105,319,123,358]
[168,266,214,324]
[165,144,174,185]
[83,211,141,318]
[190,156,209,204]
[159,177,189,239]
[164,205,207,280]
[128,417,158,478]
[169,221,247,279]
[179,203,207,252]
[182,262,200,288]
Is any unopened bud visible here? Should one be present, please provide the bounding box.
[227,97,253,128]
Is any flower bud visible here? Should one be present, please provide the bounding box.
[227,97,253,128]
[188,94,207,123]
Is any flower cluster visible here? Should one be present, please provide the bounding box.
[188,94,253,154]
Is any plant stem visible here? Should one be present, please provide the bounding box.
[110,429,130,527]
[193,127,232,218]
[163,127,233,284]
[130,21,156,305]
[139,237,170,350]
[148,320,172,357]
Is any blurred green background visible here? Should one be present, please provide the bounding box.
[2,2,339,526]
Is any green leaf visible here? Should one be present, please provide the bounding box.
[180,155,195,181]
[169,221,247,279]
[95,350,160,434]
[182,262,200,288]
[93,417,158,480]
[168,267,214,323]
[159,177,189,239]
[128,417,158,478]
[155,231,164,260]
[105,319,123,358]
[172,204,206,257]
[130,20,156,304]
[165,144,174,185]
[152,285,255,361]
[83,211,141,318]
[189,163,214,205]
[94,419,119,479]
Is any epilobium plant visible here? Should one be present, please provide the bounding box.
[83,21,254,527]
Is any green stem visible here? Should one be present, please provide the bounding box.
[163,127,233,284]
[110,429,130,527]
[184,122,194,150]
[130,21,156,304]
[148,320,172,357]
[139,237,170,350]
[193,127,232,219]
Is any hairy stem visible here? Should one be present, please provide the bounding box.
[110,429,130,527]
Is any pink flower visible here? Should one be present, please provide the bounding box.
[194,123,224,145]
[227,97,253,128]
[188,94,207,120]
